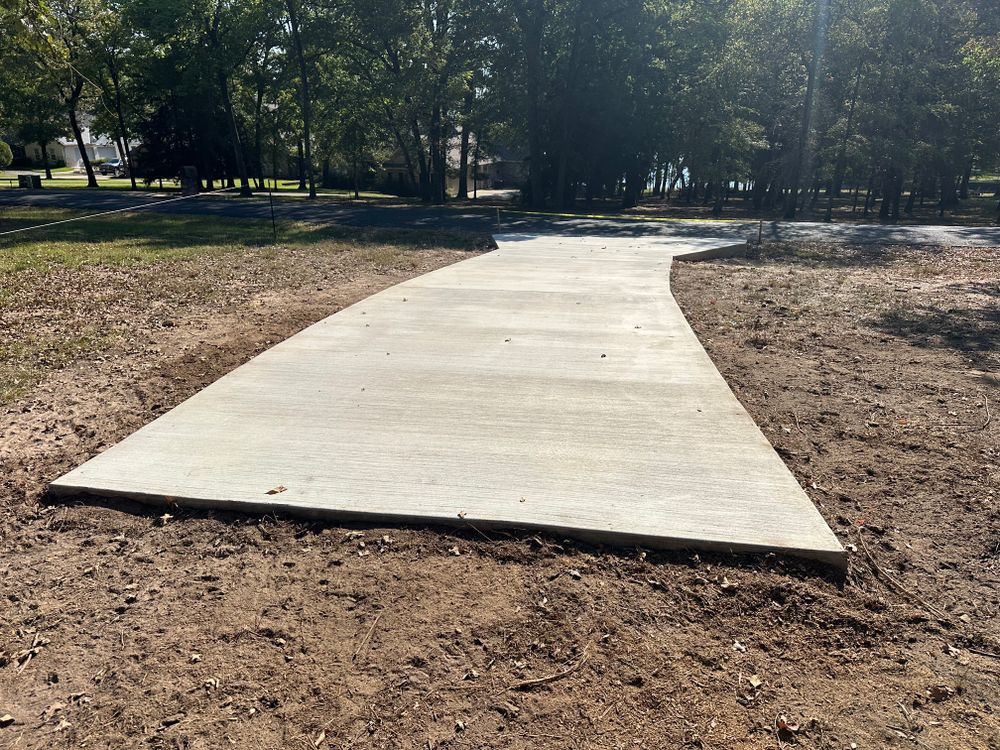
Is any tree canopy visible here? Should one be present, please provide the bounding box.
[2,0,998,215]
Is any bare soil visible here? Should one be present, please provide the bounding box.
[1,239,999,750]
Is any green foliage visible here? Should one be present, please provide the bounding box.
[0,0,997,213]
[0,140,12,169]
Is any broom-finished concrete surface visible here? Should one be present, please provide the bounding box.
[51,235,845,567]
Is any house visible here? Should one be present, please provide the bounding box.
[461,145,526,192]
[25,127,121,168]
[382,139,526,196]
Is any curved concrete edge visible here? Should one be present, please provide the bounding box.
[48,484,848,570]
[670,241,750,261]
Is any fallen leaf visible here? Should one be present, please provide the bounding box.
[313,729,326,747]
[41,702,65,721]
[928,685,954,702]
[748,674,763,690]
[266,485,287,495]
[159,713,185,730]
[777,715,799,733]
[0,715,15,728]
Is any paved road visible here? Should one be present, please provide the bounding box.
[53,236,844,566]
[3,188,999,245]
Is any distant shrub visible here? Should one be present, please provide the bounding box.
[0,141,12,170]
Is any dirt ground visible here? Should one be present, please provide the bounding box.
[1,237,999,750]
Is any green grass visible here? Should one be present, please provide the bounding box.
[0,176,400,198]
[0,331,122,402]
[0,206,489,274]
[0,207,278,271]
[0,207,489,403]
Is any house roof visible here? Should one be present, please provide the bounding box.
[56,128,118,148]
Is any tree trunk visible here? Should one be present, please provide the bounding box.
[108,62,138,190]
[218,71,252,197]
[518,0,546,208]
[554,4,584,210]
[253,98,265,189]
[67,88,98,189]
[938,167,959,212]
[862,171,874,216]
[457,86,473,200]
[410,119,431,202]
[959,158,972,200]
[428,103,446,203]
[286,0,316,199]
[904,171,918,214]
[831,60,863,197]
[784,0,831,219]
[652,159,664,198]
[621,165,644,208]
[297,140,306,190]
[40,140,52,180]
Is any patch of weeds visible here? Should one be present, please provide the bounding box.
[0,331,122,403]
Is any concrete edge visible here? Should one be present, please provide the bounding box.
[48,482,848,571]
[671,241,750,261]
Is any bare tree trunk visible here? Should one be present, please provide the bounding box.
[218,72,253,197]
[40,140,53,179]
[410,119,431,201]
[108,62,138,190]
[784,0,831,219]
[457,86,473,200]
[297,140,306,190]
[516,0,546,208]
[286,0,316,198]
[959,158,972,200]
[67,83,98,188]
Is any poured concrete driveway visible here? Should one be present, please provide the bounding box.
[51,235,845,567]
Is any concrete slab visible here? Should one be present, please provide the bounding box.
[51,235,845,567]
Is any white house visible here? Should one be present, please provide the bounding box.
[26,127,121,168]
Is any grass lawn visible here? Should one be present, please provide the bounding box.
[0,175,400,198]
[0,206,480,272]
[0,207,490,402]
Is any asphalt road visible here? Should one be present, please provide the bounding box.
[3,188,999,246]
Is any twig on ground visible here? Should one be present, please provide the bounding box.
[886,725,933,749]
[968,647,1000,660]
[856,529,950,622]
[352,611,382,661]
[978,394,991,431]
[465,523,495,542]
[509,650,588,691]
